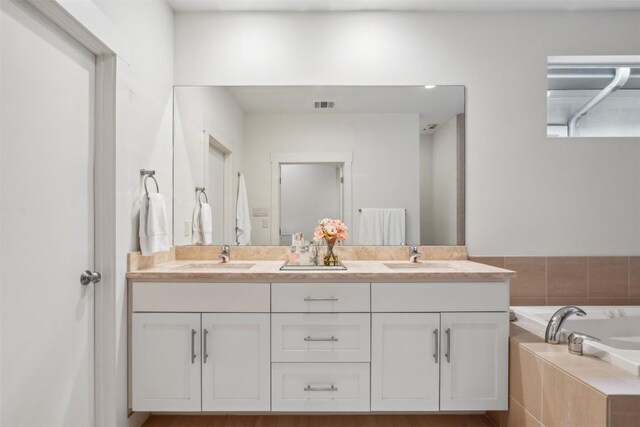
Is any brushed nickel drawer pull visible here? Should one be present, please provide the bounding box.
[203,329,209,363]
[445,328,451,363]
[433,329,439,363]
[304,385,338,392]
[304,297,339,302]
[304,336,339,342]
[191,329,197,364]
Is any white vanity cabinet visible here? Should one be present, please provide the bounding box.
[132,313,202,412]
[130,279,509,414]
[370,282,509,412]
[131,282,271,413]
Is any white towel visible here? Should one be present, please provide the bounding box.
[199,202,213,245]
[236,173,252,246]
[358,208,385,245]
[139,193,170,256]
[383,208,406,245]
[358,208,406,245]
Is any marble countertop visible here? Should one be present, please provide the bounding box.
[126,259,515,281]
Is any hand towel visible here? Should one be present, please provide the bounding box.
[139,193,170,256]
[199,202,213,245]
[383,208,406,245]
[236,173,252,245]
[358,208,385,245]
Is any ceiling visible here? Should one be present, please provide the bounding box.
[167,0,640,12]
[225,85,465,133]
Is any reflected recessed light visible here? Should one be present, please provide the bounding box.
[424,85,436,89]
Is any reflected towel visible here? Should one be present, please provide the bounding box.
[358,208,385,245]
[383,208,406,245]
[191,202,203,244]
[199,202,213,245]
[236,173,252,245]
[139,193,170,256]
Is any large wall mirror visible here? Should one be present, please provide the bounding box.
[173,85,465,246]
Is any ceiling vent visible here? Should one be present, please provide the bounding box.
[314,101,335,109]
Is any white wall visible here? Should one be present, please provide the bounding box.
[429,116,458,245]
[173,86,244,245]
[243,112,420,245]
[88,1,174,426]
[174,11,640,256]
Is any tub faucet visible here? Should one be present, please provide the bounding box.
[545,306,586,344]
[219,245,230,263]
[409,247,422,263]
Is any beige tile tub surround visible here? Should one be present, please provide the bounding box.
[610,395,640,427]
[488,325,640,427]
[470,256,640,306]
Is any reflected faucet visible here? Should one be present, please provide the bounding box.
[409,246,422,263]
[219,245,230,263]
[545,306,586,344]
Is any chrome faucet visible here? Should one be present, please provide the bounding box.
[219,245,230,263]
[545,306,586,344]
[409,246,422,263]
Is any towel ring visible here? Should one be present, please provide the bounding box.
[143,175,160,197]
[195,187,209,204]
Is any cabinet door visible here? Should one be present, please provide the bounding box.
[132,313,201,411]
[371,313,440,411]
[440,312,508,411]
[201,313,270,411]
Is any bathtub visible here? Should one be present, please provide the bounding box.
[511,306,640,376]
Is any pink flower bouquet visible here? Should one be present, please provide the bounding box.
[313,218,348,265]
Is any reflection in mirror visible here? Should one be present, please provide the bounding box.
[547,56,640,138]
[173,86,465,246]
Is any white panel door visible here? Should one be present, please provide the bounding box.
[1,2,96,426]
[371,313,440,411]
[440,312,508,411]
[202,313,270,411]
[132,313,201,411]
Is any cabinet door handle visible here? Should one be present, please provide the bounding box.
[433,329,439,363]
[203,329,209,363]
[304,297,339,302]
[445,328,451,363]
[191,329,197,364]
[304,336,339,342]
[304,385,338,392]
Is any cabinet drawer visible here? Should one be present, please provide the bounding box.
[372,282,509,312]
[272,313,370,362]
[271,363,370,412]
[271,283,370,312]
[132,282,270,312]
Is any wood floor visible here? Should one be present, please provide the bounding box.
[142,415,494,427]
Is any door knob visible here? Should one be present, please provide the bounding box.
[80,270,102,286]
